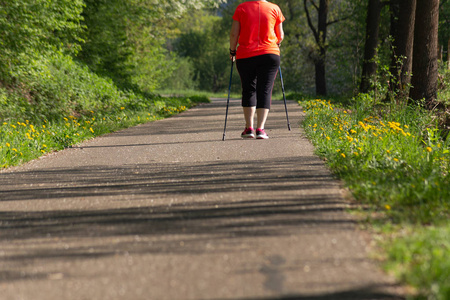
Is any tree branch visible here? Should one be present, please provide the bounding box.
[304,0,319,43]
[310,0,319,11]
[326,15,351,26]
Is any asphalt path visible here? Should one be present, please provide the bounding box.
[0,98,405,299]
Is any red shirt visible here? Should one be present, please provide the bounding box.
[232,1,285,59]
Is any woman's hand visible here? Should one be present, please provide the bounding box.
[230,49,236,61]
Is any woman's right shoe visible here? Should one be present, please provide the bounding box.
[241,127,255,138]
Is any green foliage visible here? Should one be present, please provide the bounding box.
[439,1,450,62]
[385,226,450,300]
[158,57,198,91]
[172,11,229,92]
[78,0,134,89]
[0,94,201,169]
[438,63,450,105]
[300,95,450,299]
[2,52,127,122]
[0,0,84,79]
[302,96,449,224]
[76,0,226,92]
[0,46,209,168]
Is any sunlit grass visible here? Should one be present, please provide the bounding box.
[0,97,201,169]
[299,96,450,299]
[301,98,449,224]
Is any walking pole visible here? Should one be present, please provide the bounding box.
[222,60,234,141]
[279,65,291,131]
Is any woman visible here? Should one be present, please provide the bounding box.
[230,0,285,139]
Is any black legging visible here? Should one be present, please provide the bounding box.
[236,54,280,109]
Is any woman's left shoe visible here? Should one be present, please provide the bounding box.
[256,128,269,139]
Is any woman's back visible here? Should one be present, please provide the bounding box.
[233,1,284,59]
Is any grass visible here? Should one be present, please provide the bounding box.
[0,95,209,169]
[296,94,449,300]
[0,51,210,169]
[155,88,241,99]
[384,225,450,299]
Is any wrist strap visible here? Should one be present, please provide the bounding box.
[229,49,237,56]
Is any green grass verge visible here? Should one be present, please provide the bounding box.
[297,95,450,300]
[0,50,210,169]
[0,95,209,169]
[155,88,242,99]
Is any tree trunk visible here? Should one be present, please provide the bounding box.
[360,0,382,93]
[315,47,327,96]
[316,0,328,96]
[448,38,450,70]
[410,0,440,106]
[304,0,329,96]
[389,0,416,97]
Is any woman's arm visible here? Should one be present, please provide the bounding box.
[230,20,240,58]
[275,22,284,46]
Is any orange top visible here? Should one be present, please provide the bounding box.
[232,1,285,59]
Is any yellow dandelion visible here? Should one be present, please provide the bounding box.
[42,144,47,148]
[12,148,17,152]
[6,143,11,147]
[341,153,346,158]
[426,147,432,152]
[393,158,399,162]
[385,204,391,210]
[90,128,94,133]
[120,107,125,110]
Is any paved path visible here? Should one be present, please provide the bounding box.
[0,99,404,299]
